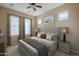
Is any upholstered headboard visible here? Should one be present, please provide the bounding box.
[39,27,60,34]
[37,27,60,41]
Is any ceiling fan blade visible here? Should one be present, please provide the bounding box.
[33,7,36,11]
[27,6,32,9]
[30,3,36,5]
[36,5,42,8]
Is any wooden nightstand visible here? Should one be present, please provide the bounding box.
[58,40,71,54]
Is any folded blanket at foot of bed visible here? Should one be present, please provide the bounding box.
[23,39,48,56]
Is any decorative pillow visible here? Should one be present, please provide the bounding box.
[46,34,53,41]
[40,33,46,39]
[37,32,46,38]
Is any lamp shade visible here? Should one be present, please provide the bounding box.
[62,27,69,34]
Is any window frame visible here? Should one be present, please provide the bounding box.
[24,17,32,36]
[9,15,20,36]
[58,10,69,21]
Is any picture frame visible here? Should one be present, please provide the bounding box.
[41,15,55,27]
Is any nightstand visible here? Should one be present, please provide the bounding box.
[58,40,71,53]
[0,42,5,56]
[0,39,6,56]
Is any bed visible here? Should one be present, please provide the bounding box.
[18,28,60,56]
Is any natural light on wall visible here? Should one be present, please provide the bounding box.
[38,18,42,25]
[58,10,68,21]
[37,18,42,28]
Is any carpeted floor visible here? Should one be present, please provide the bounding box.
[6,45,21,56]
[5,45,78,56]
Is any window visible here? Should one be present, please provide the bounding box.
[58,10,68,21]
[24,18,31,35]
[9,15,19,36]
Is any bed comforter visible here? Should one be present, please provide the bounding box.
[18,37,57,56]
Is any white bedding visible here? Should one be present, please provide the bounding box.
[30,37,57,50]
[19,40,38,55]
[19,37,57,55]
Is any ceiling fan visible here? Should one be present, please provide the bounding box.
[26,3,42,11]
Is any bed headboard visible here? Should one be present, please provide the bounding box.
[38,27,60,34]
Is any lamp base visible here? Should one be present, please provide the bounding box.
[36,32,37,36]
[63,39,66,42]
[63,34,66,42]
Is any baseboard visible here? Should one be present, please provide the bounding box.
[71,49,79,55]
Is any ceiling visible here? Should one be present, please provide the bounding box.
[0,3,64,16]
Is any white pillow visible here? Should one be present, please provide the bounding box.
[46,34,53,41]
[37,33,41,38]
[46,33,58,41]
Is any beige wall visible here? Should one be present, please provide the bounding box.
[36,4,79,54]
[0,13,7,46]
[0,7,36,46]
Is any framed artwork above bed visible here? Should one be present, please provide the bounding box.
[41,15,55,27]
